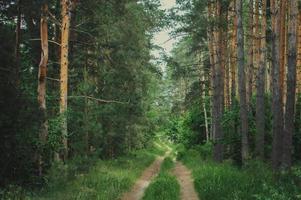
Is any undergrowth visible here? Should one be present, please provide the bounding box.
[179,148,301,200]
[0,141,168,200]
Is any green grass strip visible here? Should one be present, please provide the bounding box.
[142,157,180,200]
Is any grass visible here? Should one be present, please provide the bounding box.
[179,149,301,200]
[22,141,168,200]
[142,157,180,200]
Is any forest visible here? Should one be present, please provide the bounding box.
[1,0,301,199]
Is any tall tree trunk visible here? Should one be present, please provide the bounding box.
[230,0,238,103]
[254,0,261,93]
[15,0,21,87]
[247,0,254,107]
[210,0,225,162]
[279,0,287,103]
[37,3,49,176]
[59,0,71,161]
[207,2,216,141]
[282,0,298,169]
[236,0,249,162]
[297,9,301,94]
[255,0,267,159]
[213,0,225,162]
[271,0,284,170]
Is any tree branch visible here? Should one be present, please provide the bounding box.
[29,38,61,46]
[46,77,60,82]
[69,95,128,104]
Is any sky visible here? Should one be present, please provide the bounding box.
[152,0,177,55]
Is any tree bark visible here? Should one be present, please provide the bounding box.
[282,0,297,169]
[37,3,49,176]
[59,0,71,161]
[255,0,267,159]
[236,0,249,162]
[247,0,254,107]
[231,0,238,103]
[211,0,225,162]
[271,0,284,170]
[279,0,287,102]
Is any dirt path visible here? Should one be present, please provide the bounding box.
[120,155,165,200]
[173,161,199,200]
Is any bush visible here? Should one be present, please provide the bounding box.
[194,142,213,160]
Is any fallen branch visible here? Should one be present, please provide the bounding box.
[69,95,128,104]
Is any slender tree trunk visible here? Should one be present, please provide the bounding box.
[37,3,49,176]
[236,0,249,162]
[279,0,286,103]
[231,0,237,103]
[60,0,71,161]
[255,0,267,159]
[247,0,254,107]
[282,0,297,169]
[271,0,284,170]
[208,1,215,141]
[297,10,301,94]
[15,0,21,87]
[254,0,261,93]
[84,57,90,155]
[212,0,225,162]
[198,52,209,141]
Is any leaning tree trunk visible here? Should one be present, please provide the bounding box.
[59,0,71,161]
[255,0,267,159]
[271,0,284,170]
[282,0,298,169]
[37,2,49,176]
[236,0,249,162]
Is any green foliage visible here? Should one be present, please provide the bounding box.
[193,142,213,160]
[165,102,208,148]
[0,185,31,200]
[1,0,167,188]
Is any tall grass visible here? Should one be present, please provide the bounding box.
[180,149,301,200]
[143,157,180,200]
[25,142,168,200]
